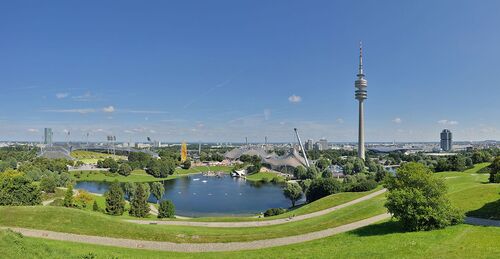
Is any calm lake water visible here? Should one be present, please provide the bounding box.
[75,174,304,217]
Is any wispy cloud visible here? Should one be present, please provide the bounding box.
[288,94,302,103]
[102,106,115,113]
[27,128,39,133]
[121,110,169,114]
[43,108,96,114]
[55,93,69,99]
[392,117,402,124]
[72,92,97,102]
[336,118,345,124]
[438,119,458,125]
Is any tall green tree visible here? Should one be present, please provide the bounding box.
[63,184,73,207]
[129,183,150,217]
[151,182,165,204]
[105,181,125,215]
[283,182,302,207]
[384,162,463,231]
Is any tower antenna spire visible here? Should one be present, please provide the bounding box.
[358,41,364,77]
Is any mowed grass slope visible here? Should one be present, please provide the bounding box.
[2,222,499,258]
[0,194,387,243]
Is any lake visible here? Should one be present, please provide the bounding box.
[75,174,304,217]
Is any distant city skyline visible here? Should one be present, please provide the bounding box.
[1,1,499,142]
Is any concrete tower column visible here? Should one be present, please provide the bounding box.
[354,42,367,160]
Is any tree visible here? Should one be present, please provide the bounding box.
[118,163,132,176]
[181,159,191,169]
[384,162,463,231]
[151,182,165,204]
[294,166,307,179]
[316,158,330,171]
[105,181,125,215]
[283,182,302,207]
[0,170,41,206]
[305,178,342,202]
[40,175,57,193]
[129,183,150,217]
[146,159,176,178]
[123,182,136,200]
[92,200,99,211]
[322,170,332,178]
[488,156,500,183]
[343,162,354,175]
[158,200,175,218]
[63,184,74,207]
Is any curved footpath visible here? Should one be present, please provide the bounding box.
[2,213,391,252]
[126,188,388,227]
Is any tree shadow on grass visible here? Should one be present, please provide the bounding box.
[466,199,500,220]
[349,220,407,237]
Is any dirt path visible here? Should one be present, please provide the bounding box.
[2,213,391,252]
[125,188,387,227]
[465,217,500,227]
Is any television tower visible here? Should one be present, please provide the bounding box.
[355,42,367,160]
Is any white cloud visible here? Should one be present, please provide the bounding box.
[27,128,39,133]
[336,118,345,124]
[438,119,458,126]
[102,106,115,113]
[392,117,402,124]
[55,93,69,99]
[288,95,302,103]
[44,108,96,114]
[72,92,96,102]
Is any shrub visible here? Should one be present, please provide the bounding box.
[158,200,175,218]
[264,208,287,217]
[305,178,342,202]
[92,200,99,211]
[74,190,93,208]
[118,164,132,176]
[384,162,463,231]
[40,175,57,193]
[348,179,378,192]
[63,185,74,207]
[0,171,41,206]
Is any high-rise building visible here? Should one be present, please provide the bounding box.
[44,128,53,146]
[354,42,368,160]
[305,139,313,150]
[440,129,453,151]
[318,138,328,150]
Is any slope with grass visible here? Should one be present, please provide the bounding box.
[1,221,499,258]
[0,194,387,243]
[245,172,285,183]
[70,150,127,164]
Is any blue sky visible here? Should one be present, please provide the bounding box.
[1,0,499,143]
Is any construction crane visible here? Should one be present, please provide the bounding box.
[294,128,310,167]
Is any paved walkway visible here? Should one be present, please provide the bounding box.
[2,213,391,252]
[126,188,387,227]
[465,217,500,227]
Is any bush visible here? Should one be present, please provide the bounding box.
[63,185,74,207]
[92,200,99,211]
[384,162,463,231]
[158,200,175,218]
[348,179,378,192]
[264,208,287,217]
[40,175,57,193]
[305,178,342,202]
[74,190,93,208]
[181,159,191,169]
[0,170,41,206]
[118,164,132,176]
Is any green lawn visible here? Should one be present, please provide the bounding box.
[245,171,285,183]
[0,195,387,243]
[70,150,127,164]
[70,166,233,183]
[1,222,499,258]
[435,163,500,219]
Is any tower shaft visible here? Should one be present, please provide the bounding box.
[358,100,365,160]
